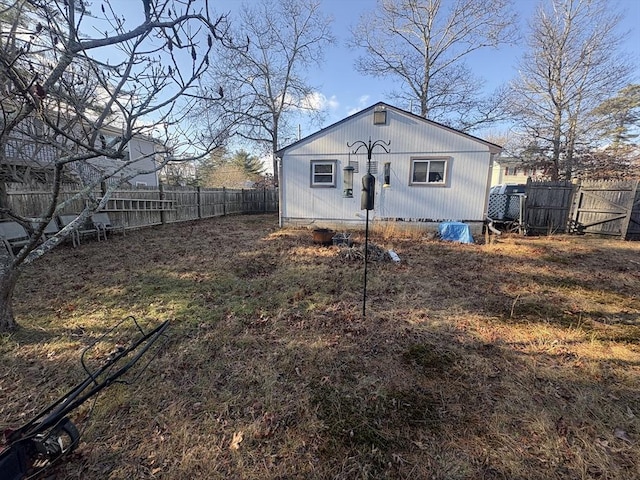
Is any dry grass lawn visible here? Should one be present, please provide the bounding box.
[1,213,639,479]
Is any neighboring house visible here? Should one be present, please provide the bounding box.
[3,124,162,187]
[490,156,546,186]
[83,129,163,187]
[276,102,502,235]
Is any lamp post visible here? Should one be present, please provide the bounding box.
[346,137,390,318]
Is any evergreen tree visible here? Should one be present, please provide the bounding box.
[229,149,265,177]
[591,84,640,149]
[200,148,265,188]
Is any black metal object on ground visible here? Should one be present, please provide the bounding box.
[0,317,169,480]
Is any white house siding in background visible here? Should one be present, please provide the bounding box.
[490,157,545,186]
[4,122,161,187]
[127,136,161,186]
[85,134,161,187]
[276,103,502,234]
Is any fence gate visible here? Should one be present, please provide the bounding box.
[524,180,576,234]
[570,180,639,238]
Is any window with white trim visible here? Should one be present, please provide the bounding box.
[310,160,337,187]
[102,134,130,160]
[410,158,448,185]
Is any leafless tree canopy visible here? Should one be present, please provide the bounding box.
[0,0,232,330]
[199,0,334,182]
[508,0,633,180]
[349,0,518,129]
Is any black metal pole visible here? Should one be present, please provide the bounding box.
[346,138,390,320]
[363,205,369,317]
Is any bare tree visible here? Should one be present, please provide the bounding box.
[0,0,231,331]
[349,0,518,129]
[201,0,334,183]
[508,0,633,180]
[573,83,640,179]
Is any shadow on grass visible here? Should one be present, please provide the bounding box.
[3,216,638,479]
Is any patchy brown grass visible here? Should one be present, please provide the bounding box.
[1,213,639,479]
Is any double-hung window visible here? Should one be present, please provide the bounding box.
[410,158,448,185]
[310,160,337,187]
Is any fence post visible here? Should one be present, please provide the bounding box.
[222,187,226,216]
[621,179,639,240]
[197,186,202,219]
[159,183,166,225]
[567,179,581,232]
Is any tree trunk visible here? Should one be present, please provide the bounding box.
[551,107,563,181]
[0,153,10,219]
[0,255,20,332]
[272,125,279,186]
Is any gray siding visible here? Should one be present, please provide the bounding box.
[280,106,495,226]
[127,137,160,186]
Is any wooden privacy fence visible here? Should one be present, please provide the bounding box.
[524,179,640,240]
[6,185,279,231]
[524,181,577,235]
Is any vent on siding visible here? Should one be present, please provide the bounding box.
[348,158,359,173]
[373,107,387,125]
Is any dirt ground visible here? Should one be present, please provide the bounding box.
[1,213,639,479]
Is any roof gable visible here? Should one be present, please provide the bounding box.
[276,102,502,157]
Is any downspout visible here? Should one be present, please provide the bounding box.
[276,155,283,227]
[484,152,498,219]
[483,151,502,240]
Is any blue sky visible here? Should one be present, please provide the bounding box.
[308,0,640,129]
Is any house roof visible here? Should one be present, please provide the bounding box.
[275,101,503,157]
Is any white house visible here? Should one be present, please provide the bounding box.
[275,102,502,235]
[4,122,163,188]
[85,130,163,187]
[490,156,545,186]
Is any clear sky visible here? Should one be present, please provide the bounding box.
[307,0,640,130]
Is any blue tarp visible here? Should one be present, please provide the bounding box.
[438,222,474,244]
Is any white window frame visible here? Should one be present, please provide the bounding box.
[102,134,130,161]
[409,157,449,186]
[310,160,337,188]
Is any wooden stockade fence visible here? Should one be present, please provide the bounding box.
[524,179,640,240]
[6,184,279,231]
[7,180,639,240]
[524,180,577,235]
